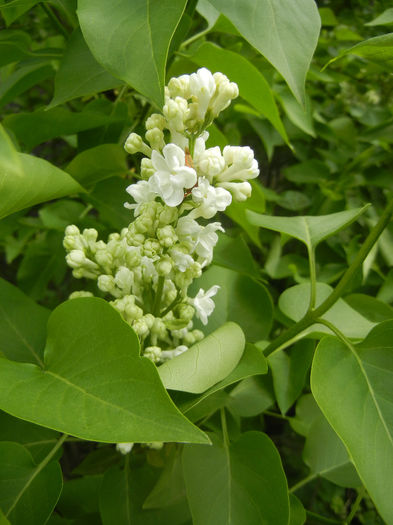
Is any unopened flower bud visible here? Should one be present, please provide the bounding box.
[69,291,94,299]
[145,113,166,130]
[144,346,162,363]
[124,132,151,156]
[116,443,134,455]
[145,128,165,151]
[97,274,116,294]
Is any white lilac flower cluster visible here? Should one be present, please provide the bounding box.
[64,68,259,365]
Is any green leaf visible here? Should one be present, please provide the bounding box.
[4,102,125,150]
[213,233,259,279]
[303,414,361,489]
[0,411,59,463]
[0,298,208,444]
[187,41,288,141]
[190,265,273,341]
[179,343,268,414]
[182,431,290,525]
[158,322,245,394]
[279,282,376,339]
[247,205,369,251]
[0,30,30,67]
[49,29,122,108]
[228,376,275,417]
[0,277,49,365]
[344,294,393,323]
[325,33,393,72]
[0,442,62,525]
[66,144,127,187]
[57,474,102,520]
[289,393,322,437]
[100,462,191,525]
[269,339,314,414]
[366,8,393,27]
[207,0,321,104]
[289,494,306,525]
[226,180,266,248]
[311,320,393,523]
[17,231,66,301]
[0,0,40,25]
[0,127,83,219]
[0,62,54,109]
[276,86,315,137]
[85,177,131,230]
[77,0,187,107]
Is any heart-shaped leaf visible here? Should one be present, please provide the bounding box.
[247,205,369,251]
[0,298,208,444]
[311,320,393,523]
[78,0,187,107]
[158,322,245,394]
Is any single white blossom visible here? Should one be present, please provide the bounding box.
[125,179,157,216]
[170,249,194,272]
[150,144,197,207]
[190,177,232,219]
[191,285,220,325]
[116,442,134,455]
[194,222,224,266]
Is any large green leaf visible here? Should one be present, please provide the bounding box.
[311,321,393,524]
[187,41,288,141]
[158,322,245,394]
[247,205,369,251]
[78,0,187,107]
[207,0,321,104]
[49,29,122,108]
[0,127,83,219]
[279,282,376,339]
[0,298,208,444]
[0,277,49,365]
[182,431,289,525]
[0,442,62,525]
[325,33,393,72]
[213,233,259,279]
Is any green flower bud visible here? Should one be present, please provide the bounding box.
[157,256,173,276]
[97,274,116,294]
[132,318,149,337]
[144,346,162,363]
[175,303,195,322]
[69,291,94,299]
[157,225,178,247]
[143,239,161,258]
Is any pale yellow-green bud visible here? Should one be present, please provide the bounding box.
[97,274,116,294]
[143,239,161,258]
[69,291,94,299]
[140,157,155,180]
[176,303,195,322]
[157,257,173,276]
[132,318,149,337]
[145,128,165,151]
[144,346,162,363]
[157,225,177,247]
[145,113,166,130]
[125,246,142,267]
[158,206,178,226]
[151,318,167,340]
[65,225,80,236]
[95,249,113,270]
[192,329,204,342]
[124,132,151,157]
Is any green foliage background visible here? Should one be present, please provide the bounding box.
[0,0,393,523]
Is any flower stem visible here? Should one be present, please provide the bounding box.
[265,197,393,355]
[345,486,366,524]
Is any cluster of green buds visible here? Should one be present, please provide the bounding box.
[64,68,259,365]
